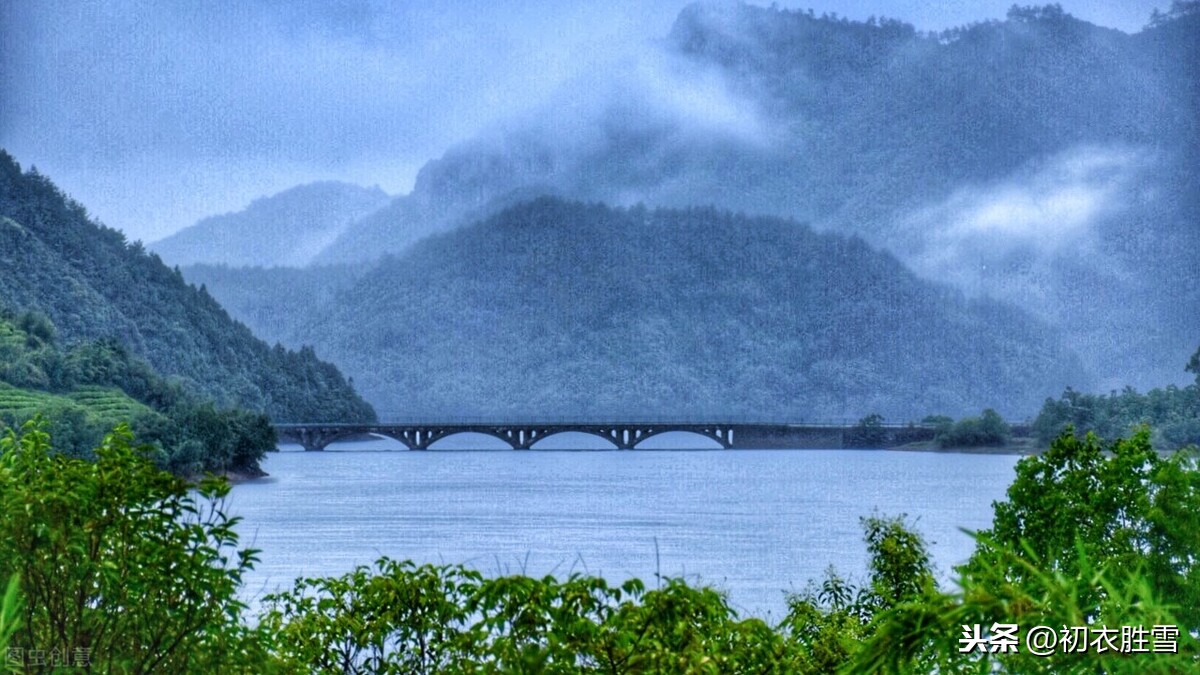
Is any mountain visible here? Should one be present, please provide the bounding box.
[287,198,1085,420]
[181,4,1198,415]
[310,181,557,267]
[152,182,388,267]
[297,3,1198,390]
[0,152,376,423]
[178,263,369,349]
[314,4,1197,261]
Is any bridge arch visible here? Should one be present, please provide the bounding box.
[528,430,621,450]
[351,431,409,449]
[631,429,725,450]
[426,431,517,450]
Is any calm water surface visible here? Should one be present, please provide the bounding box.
[229,438,1017,619]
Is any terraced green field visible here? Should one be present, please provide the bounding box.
[0,382,157,429]
[0,382,61,414]
[66,385,155,420]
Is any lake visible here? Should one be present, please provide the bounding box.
[228,435,1018,620]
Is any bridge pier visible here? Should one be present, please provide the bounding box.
[274,427,346,452]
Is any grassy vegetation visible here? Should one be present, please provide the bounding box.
[66,385,157,417]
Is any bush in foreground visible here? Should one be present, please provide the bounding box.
[0,418,270,673]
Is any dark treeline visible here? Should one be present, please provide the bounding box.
[1032,344,1200,450]
[923,409,1011,448]
[0,152,375,424]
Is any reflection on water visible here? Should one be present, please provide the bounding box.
[229,435,1016,619]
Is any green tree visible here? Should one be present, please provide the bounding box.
[848,413,887,448]
[0,419,272,673]
[1032,349,1200,450]
[936,408,1010,448]
[263,559,799,673]
[960,428,1200,626]
[261,559,481,674]
[853,542,1198,673]
[921,414,953,437]
[0,575,19,666]
[849,429,1200,673]
[780,514,935,673]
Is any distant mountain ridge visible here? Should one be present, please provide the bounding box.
[0,152,376,423]
[273,198,1087,420]
[153,181,388,268]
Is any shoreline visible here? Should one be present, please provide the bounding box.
[887,437,1039,455]
[186,465,270,485]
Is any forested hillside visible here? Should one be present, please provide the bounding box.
[0,309,274,474]
[311,3,1198,268]
[0,152,376,423]
[290,198,1084,420]
[152,181,389,267]
[664,2,1200,389]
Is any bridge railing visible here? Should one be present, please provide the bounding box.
[274,418,1027,429]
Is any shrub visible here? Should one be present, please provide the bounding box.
[0,418,272,672]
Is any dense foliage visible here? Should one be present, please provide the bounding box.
[964,428,1200,628]
[924,409,1012,448]
[0,421,270,672]
[846,413,888,448]
[0,152,376,424]
[857,428,1200,673]
[205,199,1081,420]
[1033,345,1200,449]
[0,309,274,474]
[2,420,1197,672]
[261,562,794,673]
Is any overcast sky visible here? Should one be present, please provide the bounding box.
[0,1,1166,242]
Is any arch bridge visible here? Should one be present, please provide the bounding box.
[274,420,952,452]
[274,422,738,452]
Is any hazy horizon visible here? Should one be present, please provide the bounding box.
[0,0,1168,243]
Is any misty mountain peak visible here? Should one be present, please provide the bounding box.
[151,181,389,268]
[669,1,917,76]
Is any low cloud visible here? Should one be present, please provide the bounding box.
[0,0,683,241]
[891,145,1149,305]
